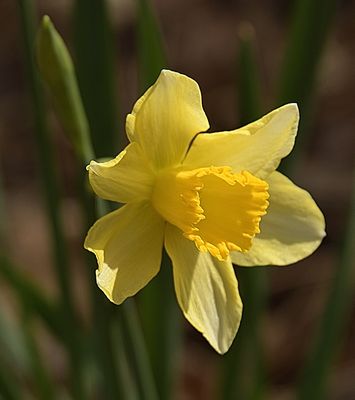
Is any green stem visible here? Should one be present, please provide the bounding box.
[95,198,159,400]
[79,171,124,399]
[17,2,85,398]
[36,11,162,398]
[139,252,181,399]
[36,15,138,398]
[17,0,74,316]
[297,175,355,399]
[92,297,125,399]
[111,320,140,400]
[222,268,267,400]
[72,0,121,157]
[137,0,167,90]
[222,25,267,400]
[121,300,159,400]
[136,2,179,398]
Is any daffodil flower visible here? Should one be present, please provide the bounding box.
[84,70,325,354]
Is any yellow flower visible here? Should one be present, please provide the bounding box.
[84,70,325,354]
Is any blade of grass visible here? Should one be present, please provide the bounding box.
[297,174,355,400]
[17,3,86,398]
[73,0,120,156]
[277,0,337,172]
[222,24,267,400]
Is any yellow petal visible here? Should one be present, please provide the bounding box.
[126,70,209,169]
[126,85,154,142]
[165,223,243,354]
[84,202,165,304]
[87,142,154,203]
[184,104,299,179]
[231,171,326,266]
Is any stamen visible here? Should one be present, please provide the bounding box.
[152,166,269,260]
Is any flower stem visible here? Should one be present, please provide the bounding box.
[17,0,75,326]
[96,199,159,400]
[136,2,179,397]
[137,0,167,90]
[79,175,125,399]
[121,300,160,400]
[222,24,267,400]
[72,0,121,157]
[138,252,181,399]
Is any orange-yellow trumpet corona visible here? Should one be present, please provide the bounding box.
[85,70,325,354]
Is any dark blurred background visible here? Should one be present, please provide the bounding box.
[0,0,354,399]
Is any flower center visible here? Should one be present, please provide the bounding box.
[151,166,269,260]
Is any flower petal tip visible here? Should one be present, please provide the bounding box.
[283,103,300,119]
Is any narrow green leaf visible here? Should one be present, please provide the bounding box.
[0,254,62,339]
[35,10,132,393]
[110,320,140,400]
[0,363,21,400]
[36,15,94,164]
[237,23,262,126]
[0,310,29,373]
[137,0,167,90]
[73,0,120,156]
[67,3,162,393]
[21,310,56,400]
[18,4,75,316]
[0,162,56,397]
[277,0,337,171]
[18,4,86,398]
[0,168,5,247]
[298,175,355,399]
